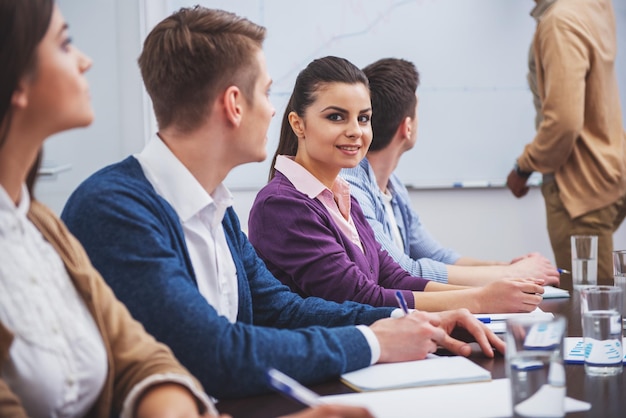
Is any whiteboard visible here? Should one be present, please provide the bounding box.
[148,0,626,189]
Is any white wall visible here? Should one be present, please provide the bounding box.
[232,187,626,265]
[37,0,626,267]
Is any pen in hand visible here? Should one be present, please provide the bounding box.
[266,368,322,407]
[557,268,570,275]
[395,290,410,316]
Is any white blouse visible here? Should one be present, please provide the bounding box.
[0,185,107,417]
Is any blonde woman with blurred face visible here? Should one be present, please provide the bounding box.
[0,1,217,417]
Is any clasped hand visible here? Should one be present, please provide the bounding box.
[372,308,505,364]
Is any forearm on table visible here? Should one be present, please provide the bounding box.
[454,256,507,267]
[446,264,510,286]
[412,287,480,313]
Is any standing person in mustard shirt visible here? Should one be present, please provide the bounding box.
[507,0,626,281]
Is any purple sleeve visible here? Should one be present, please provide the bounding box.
[249,185,426,309]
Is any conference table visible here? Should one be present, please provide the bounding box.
[217,281,626,418]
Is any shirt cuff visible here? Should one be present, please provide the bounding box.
[390,308,416,318]
[356,324,380,365]
[120,373,218,418]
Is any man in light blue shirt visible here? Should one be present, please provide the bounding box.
[342,58,560,287]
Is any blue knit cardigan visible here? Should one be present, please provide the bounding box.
[61,157,393,399]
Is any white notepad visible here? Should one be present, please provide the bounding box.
[542,285,570,299]
[340,355,491,392]
[323,378,591,418]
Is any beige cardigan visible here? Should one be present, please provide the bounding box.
[0,200,211,417]
[518,0,626,218]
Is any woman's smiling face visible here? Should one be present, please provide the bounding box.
[291,81,372,187]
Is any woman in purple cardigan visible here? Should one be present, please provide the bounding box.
[248,56,544,313]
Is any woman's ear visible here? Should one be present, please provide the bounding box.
[288,111,305,138]
[11,79,30,109]
[223,85,244,127]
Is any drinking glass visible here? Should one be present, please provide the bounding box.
[613,249,626,329]
[571,235,598,289]
[506,316,567,417]
[580,286,623,376]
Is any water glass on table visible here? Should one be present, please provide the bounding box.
[571,235,598,289]
[505,316,567,418]
[613,250,626,329]
[580,285,623,376]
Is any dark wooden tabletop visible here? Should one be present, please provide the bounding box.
[217,287,626,418]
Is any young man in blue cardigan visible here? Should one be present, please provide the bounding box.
[61,7,504,400]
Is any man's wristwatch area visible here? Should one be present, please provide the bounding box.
[513,162,533,179]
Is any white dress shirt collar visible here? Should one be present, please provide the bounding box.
[0,183,28,217]
[135,133,239,322]
[136,133,233,228]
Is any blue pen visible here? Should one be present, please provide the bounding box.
[477,317,491,324]
[557,268,571,275]
[395,290,410,316]
[266,368,322,407]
